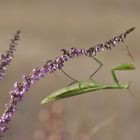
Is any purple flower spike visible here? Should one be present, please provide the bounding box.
[0,30,20,80]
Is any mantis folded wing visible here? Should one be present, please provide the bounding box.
[41,64,135,104]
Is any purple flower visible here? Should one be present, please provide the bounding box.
[0,48,83,137]
[0,30,20,80]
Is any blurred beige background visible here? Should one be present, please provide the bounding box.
[0,0,140,140]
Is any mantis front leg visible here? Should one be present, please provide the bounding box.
[111,63,135,85]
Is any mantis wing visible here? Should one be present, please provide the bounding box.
[41,80,129,104]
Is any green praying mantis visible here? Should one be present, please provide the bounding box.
[41,63,135,104]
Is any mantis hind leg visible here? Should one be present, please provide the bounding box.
[89,56,103,80]
[60,55,103,86]
[60,68,78,86]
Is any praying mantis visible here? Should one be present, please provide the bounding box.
[41,63,135,104]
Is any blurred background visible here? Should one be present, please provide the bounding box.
[0,0,140,139]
